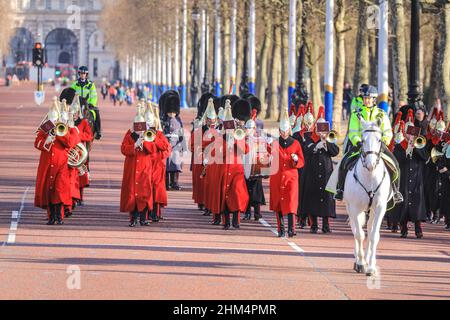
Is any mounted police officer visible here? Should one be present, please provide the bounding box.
[334,85,403,204]
[70,66,102,140]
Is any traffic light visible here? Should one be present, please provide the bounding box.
[32,42,44,67]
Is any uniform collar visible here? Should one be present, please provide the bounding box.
[279,136,295,148]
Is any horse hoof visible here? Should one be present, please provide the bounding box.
[353,263,366,274]
[366,268,378,277]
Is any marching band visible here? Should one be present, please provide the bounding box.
[34,72,450,238]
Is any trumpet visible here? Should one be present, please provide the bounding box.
[326,130,339,144]
[234,127,246,141]
[414,135,427,149]
[50,122,69,137]
[143,129,157,143]
[431,147,444,164]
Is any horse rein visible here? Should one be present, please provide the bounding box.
[354,128,386,213]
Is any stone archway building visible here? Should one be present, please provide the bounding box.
[10,0,117,81]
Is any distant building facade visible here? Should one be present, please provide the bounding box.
[6,0,117,81]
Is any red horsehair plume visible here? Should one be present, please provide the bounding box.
[251,109,257,121]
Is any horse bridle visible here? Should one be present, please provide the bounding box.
[360,129,383,170]
[355,128,386,212]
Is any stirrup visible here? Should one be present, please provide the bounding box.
[334,190,344,201]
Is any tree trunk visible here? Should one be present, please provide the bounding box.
[390,0,409,106]
[353,0,369,96]
[369,32,378,86]
[440,3,450,120]
[333,0,346,134]
[280,22,289,112]
[308,42,322,112]
[221,1,230,95]
[268,14,282,120]
[427,32,441,107]
[256,0,271,118]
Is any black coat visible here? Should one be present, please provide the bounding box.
[391,144,429,223]
[293,131,307,217]
[437,153,450,219]
[298,134,340,218]
[246,178,266,206]
[423,140,440,213]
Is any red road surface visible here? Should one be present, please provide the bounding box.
[0,84,449,300]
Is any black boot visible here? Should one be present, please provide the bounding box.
[244,207,251,221]
[203,209,211,216]
[129,212,139,227]
[223,212,231,230]
[278,213,285,237]
[47,204,56,225]
[54,204,64,225]
[172,173,181,191]
[232,212,240,229]
[165,174,171,191]
[288,214,296,238]
[400,222,408,238]
[150,205,160,222]
[322,217,332,234]
[310,216,318,234]
[415,222,423,239]
[140,211,150,226]
[213,214,222,225]
[254,205,262,221]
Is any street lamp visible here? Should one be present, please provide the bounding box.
[190,3,200,107]
[407,0,422,109]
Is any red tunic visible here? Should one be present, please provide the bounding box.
[152,131,171,206]
[219,137,250,213]
[191,127,206,205]
[34,129,79,209]
[76,119,94,188]
[120,130,156,213]
[202,128,224,214]
[269,137,304,215]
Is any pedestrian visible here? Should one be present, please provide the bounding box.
[101,83,108,101]
[109,85,117,106]
[343,82,353,121]
[117,86,126,106]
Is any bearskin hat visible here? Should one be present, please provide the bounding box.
[232,99,252,122]
[159,90,180,115]
[59,87,76,105]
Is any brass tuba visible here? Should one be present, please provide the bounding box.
[431,147,444,164]
[234,126,246,141]
[68,143,89,168]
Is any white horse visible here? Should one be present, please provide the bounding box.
[344,120,393,276]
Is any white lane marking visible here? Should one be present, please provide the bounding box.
[288,242,305,253]
[2,187,30,247]
[7,234,16,244]
[258,219,280,236]
[258,218,306,252]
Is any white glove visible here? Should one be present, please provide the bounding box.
[135,137,143,150]
[45,135,55,146]
[316,141,326,150]
[291,154,299,162]
[203,158,209,166]
[266,136,274,145]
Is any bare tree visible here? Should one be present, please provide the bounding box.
[333,0,347,133]
[390,0,409,110]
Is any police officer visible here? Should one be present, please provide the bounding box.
[70,66,102,140]
[334,85,403,204]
